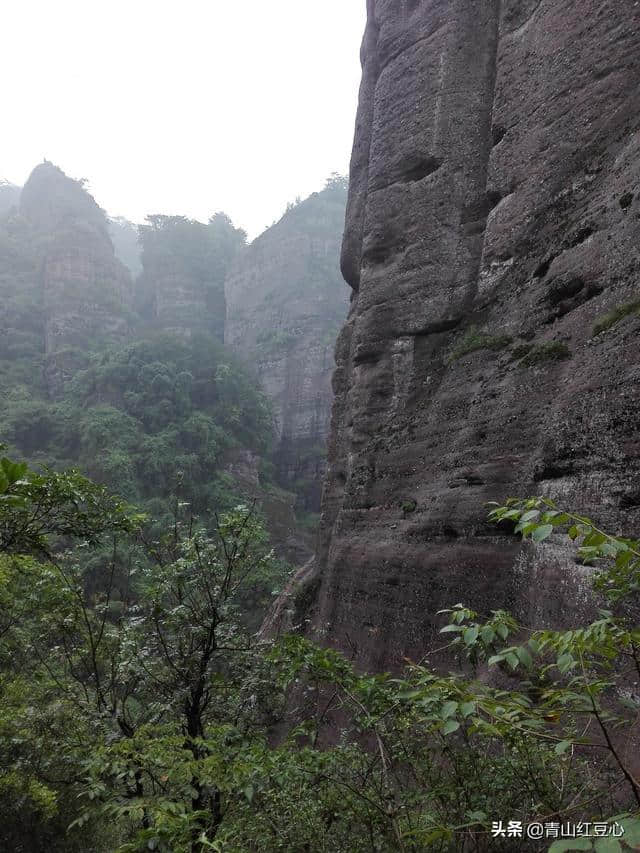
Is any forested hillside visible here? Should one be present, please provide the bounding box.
[0,163,348,561]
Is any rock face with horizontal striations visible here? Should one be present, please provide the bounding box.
[20,163,133,397]
[225,183,350,511]
[301,0,640,672]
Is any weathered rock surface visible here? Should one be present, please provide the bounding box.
[302,0,640,671]
[138,213,245,342]
[225,184,349,511]
[20,163,132,396]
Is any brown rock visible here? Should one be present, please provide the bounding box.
[306,0,640,671]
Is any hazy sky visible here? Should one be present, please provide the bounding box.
[2,1,366,238]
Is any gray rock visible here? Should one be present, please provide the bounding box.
[305,0,640,671]
[225,185,349,511]
[20,163,132,397]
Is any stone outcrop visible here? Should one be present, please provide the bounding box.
[20,163,132,396]
[300,0,640,672]
[225,183,349,511]
[138,213,245,342]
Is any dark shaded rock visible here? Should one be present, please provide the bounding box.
[301,0,640,672]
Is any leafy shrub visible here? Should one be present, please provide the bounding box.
[2,455,640,851]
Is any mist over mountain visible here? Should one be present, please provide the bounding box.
[0,161,348,562]
[2,3,640,849]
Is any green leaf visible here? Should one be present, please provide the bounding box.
[244,784,255,803]
[506,652,519,670]
[441,701,458,719]
[464,626,479,646]
[618,817,640,845]
[554,739,572,755]
[442,719,460,735]
[594,839,621,853]
[516,646,533,668]
[460,701,476,718]
[520,510,541,523]
[480,626,495,644]
[557,652,575,672]
[532,524,553,543]
[397,689,423,700]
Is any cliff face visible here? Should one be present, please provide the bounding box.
[305,0,640,671]
[138,214,245,342]
[225,184,349,511]
[20,163,132,396]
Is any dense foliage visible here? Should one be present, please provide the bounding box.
[0,174,270,521]
[1,334,272,512]
[1,450,639,851]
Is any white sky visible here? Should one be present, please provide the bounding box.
[1,0,366,239]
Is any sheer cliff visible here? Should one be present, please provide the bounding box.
[0,164,318,564]
[298,0,640,671]
[137,213,245,341]
[20,163,133,396]
[225,181,349,511]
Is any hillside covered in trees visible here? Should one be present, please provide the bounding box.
[0,163,348,561]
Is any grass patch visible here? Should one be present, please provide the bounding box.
[449,327,512,362]
[592,298,640,336]
[519,341,571,366]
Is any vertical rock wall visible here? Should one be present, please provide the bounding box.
[138,214,245,343]
[225,186,349,511]
[20,163,132,396]
[307,0,640,671]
